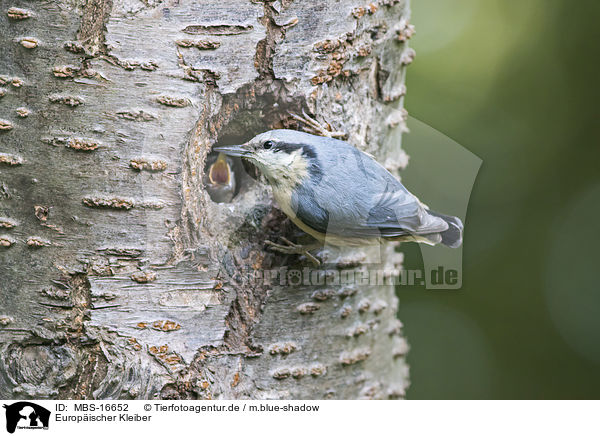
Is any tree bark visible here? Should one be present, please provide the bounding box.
[0,0,413,399]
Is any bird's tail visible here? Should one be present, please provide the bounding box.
[427,210,463,248]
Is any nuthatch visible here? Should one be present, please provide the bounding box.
[214,129,462,251]
[203,152,236,203]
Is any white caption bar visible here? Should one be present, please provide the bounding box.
[1,400,598,436]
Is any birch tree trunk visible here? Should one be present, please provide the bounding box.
[0,0,413,399]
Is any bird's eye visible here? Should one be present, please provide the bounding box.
[263,141,274,150]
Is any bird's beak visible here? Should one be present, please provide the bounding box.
[212,144,249,158]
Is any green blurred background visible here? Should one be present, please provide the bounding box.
[396,0,600,398]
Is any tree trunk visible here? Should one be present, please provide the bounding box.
[0,0,413,399]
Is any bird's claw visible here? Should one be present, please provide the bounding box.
[265,236,321,266]
[288,110,347,139]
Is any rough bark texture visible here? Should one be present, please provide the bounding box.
[0,0,413,399]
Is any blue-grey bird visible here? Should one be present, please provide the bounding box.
[213,129,463,248]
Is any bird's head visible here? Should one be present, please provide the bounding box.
[204,152,236,203]
[212,129,319,187]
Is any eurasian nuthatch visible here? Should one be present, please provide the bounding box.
[203,152,236,203]
[214,129,462,248]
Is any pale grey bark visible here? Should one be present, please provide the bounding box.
[0,0,413,399]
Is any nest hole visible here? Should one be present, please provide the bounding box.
[204,102,308,204]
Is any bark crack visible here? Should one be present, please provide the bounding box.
[77,0,114,57]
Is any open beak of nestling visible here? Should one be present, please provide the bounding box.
[212,144,250,158]
[208,153,232,185]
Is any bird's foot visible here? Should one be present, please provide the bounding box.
[288,110,347,139]
[265,236,321,266]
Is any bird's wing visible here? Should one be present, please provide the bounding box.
[290,142,448,239]
[361,184,448,237]
[292,181,447,239]
[290,184,331,235]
